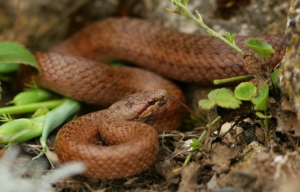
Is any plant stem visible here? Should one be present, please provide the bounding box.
[168,0,244,55]
[0,99,64,115]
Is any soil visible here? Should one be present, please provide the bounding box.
[0,0,298,192]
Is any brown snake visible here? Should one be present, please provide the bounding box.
[27,17,286,179]
[55,89,168,179]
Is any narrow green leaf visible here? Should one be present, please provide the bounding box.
[252,84,269,111]
[255,111,272,119]
[0,41,40,72]
[0,99,64,115]
[10,88,59,105]
[234,82,257,101]
[245,38,275,59]
[213,75,254,85]
[225,32,236,45]
[0,114,13,123]
[183,0,189,6]
[31,106,49,117]
[271,70,279,88]
[0,115,45,144]
[36,98,80,158]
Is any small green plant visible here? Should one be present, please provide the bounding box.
[245,38,275,59]
[0,41,39,69]
[0,41,81,158]
[0,93,80,158]
[199,88,242,110]
[168,0,278,168]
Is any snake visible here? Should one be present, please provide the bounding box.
[54,89,168,179]
[26,17,286,179]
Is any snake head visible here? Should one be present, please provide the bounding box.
[109,89,167,122]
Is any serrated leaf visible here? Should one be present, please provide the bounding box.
[208,88,242,109]
[0,41,40,72]
[208,88,232,100]
[215,96,241,109]
[198,99,216,110]
[252,84,269,111]
[245,38,275,59]
[234,82,257,101]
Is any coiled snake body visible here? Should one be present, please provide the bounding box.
[30,18,286,179]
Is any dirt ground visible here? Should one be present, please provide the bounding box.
[1,0,299,192]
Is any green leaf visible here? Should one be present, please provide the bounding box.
[36,98,80,158]
[10,88,59,105]
[0,63,19,74]
[245,38,275,59]
[234,82,257,101]
[208,88,241,109]
[190,138,201,150]
[198,99,216,110]
[0,114,13,123]
[0,41,40,72]
[183,0,189,6]
[252,84,269,111]
[214,75,254,85]
[0,115,45,144]
[271,70,279,88]
[31,106,49,117]
[255,111,272,119]
[0,99,64,115]
[225,32,236,45]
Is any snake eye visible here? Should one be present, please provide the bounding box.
[147,98,155,106]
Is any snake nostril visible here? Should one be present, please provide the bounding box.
[158,98,167,106]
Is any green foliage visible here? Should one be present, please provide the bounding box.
[0,41,39,72]
[36,98,80,158]
[213,75,254,85]
[167,0,190,17]
[255,111,272,119]
[0,99,64,115]
[0,98,80,155]
[199,88,242,110]
[10,88,59,105]
[225,32,236,45]
[245,38,275,59]
[169,0,279,167]
[271,70,279,88]
[198,99,215,110]
[0,63,19,74]
[252,84,269,111]
[167,0,244,54]
[0,115,45,145]
[190,138,201,150]
[234,82,257,101]
[169,0,188,5]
